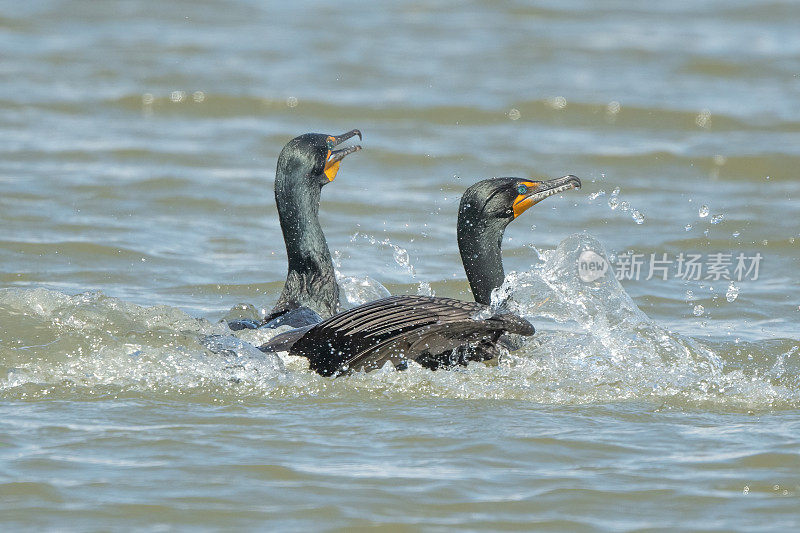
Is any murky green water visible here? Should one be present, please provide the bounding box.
[1,0,799,530]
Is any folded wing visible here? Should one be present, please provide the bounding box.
[263,295,534,376]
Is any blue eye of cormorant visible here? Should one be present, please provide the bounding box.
[517,184,528,195]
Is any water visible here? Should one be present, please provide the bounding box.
[1,0,799,530]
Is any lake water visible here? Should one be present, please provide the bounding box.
[1,0,799,530]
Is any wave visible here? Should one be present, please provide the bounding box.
[1,234,797,408]
[5,93,798,135]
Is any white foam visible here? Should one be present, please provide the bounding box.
[2,236,798,408]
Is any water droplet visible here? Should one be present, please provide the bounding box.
[588,189,605,200]
[547,96,567,109]
[192,91,205,103]
[685,224,693,231]
[685,289,694,300]
[608,188,620,210]
[606,101,621,115]
[417,281,434,296]
[711,214,723,224]
[507,108,521,120]
[170,90,185,103]
[393,247,409,267]
[695,109,711,128]
[726,282,739,302]
[713,154,726,166]
[286,96,298,107]
[732,231,741,237]
[142,93,154,105]
[693,304,705,316]
[619,201,630,212]
[699,205,709,217]
[631,210,644,224]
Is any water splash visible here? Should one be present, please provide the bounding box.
[483,234,797,407]
[588,189,605,201]
[332,242,392,307]
[608,188,620,210]
[2,239,798,408]
[0,288,286,400]
[347,232,432,298]
[606,187,645,224]
[417,281,434,297]
[393,247,411,272]
[350,233,417,278]
[337,275,391,308]
[726,282,740,302]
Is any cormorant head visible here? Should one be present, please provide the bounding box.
[276,129,362,189]
[457,175,580,305]
[459,175,582,232]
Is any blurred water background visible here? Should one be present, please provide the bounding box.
[1,0,799,530]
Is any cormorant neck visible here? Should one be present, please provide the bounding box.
[457,213,508,306]
[273,174,339,317]
[280,189,333,271]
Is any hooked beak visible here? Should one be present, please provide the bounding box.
[512,175,581,218]
[324,129,362,181]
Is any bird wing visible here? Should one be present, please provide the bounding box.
[288,295,534,376]
[258,323,316,353]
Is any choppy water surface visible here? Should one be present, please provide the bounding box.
[1,0,799,530]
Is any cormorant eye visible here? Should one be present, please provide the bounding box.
[326,139,336,150]
[517,184,528,195]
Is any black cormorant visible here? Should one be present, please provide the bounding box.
[228,130,362,330]
[260,175,581,375]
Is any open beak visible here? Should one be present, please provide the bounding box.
[512,175,581,218]
[324,129,362,181]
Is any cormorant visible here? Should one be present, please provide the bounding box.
[260,175,581,375]
[228,130,362,331]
